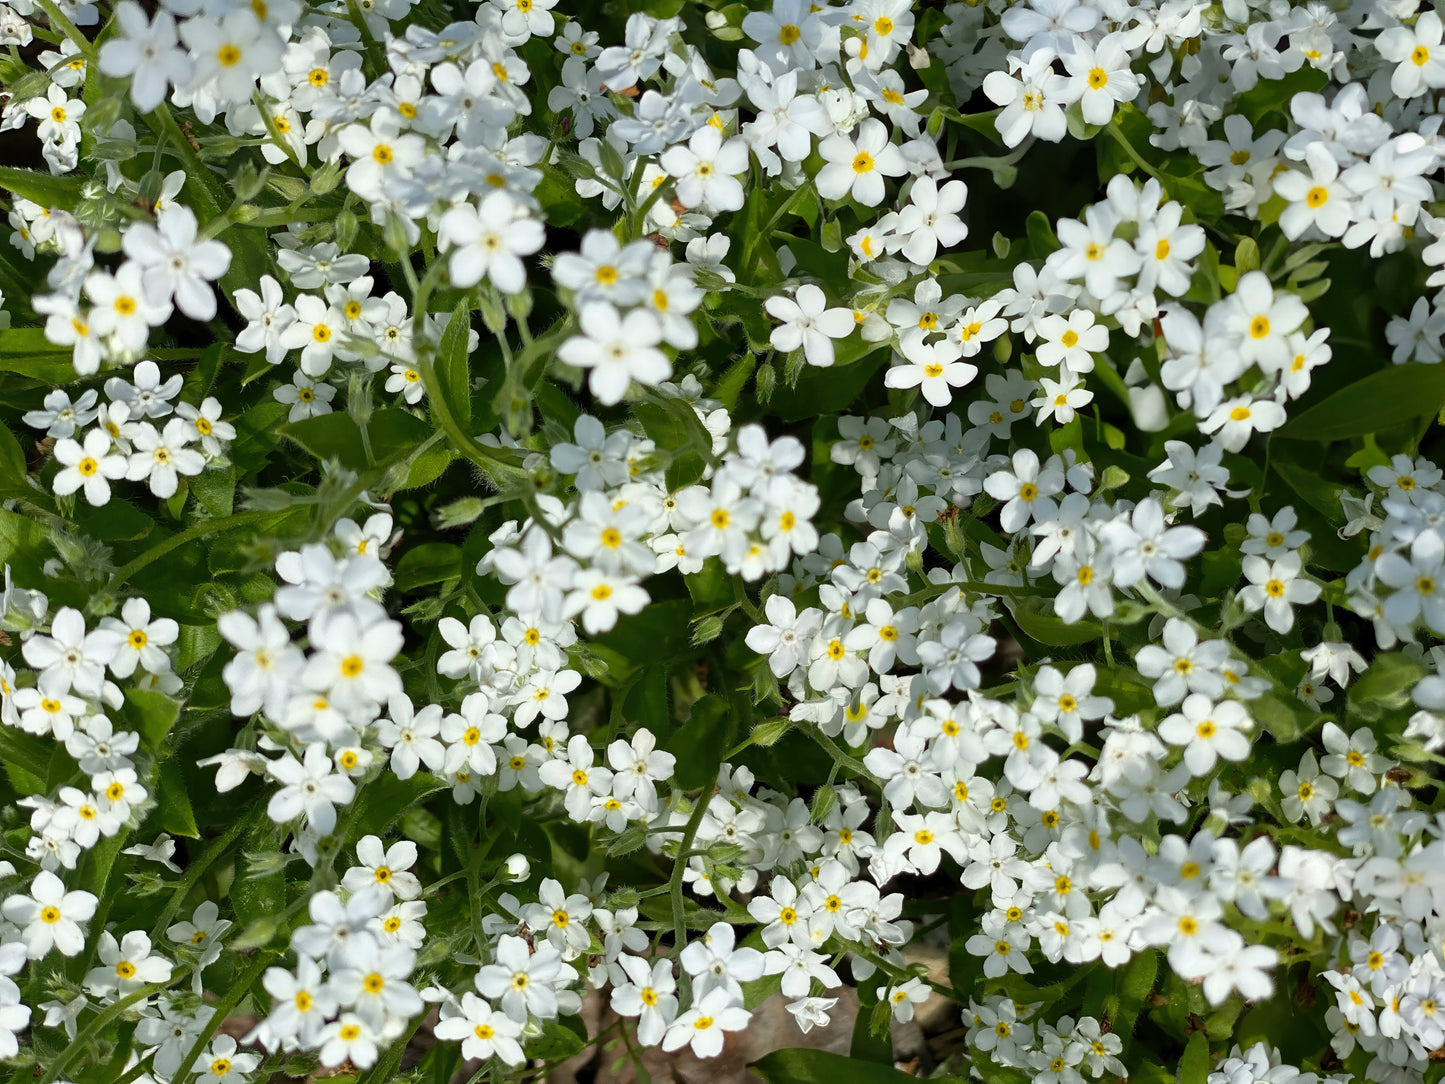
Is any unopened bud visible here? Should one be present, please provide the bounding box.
[756,361,776,403]
[691,614,724,645]
[232,162,267,202]
[335,209,359,251]
[504,853,530,881]
[435,496,486,530]
[310,160,341,196]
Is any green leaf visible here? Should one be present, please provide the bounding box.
[0,165,86,209]
[124,688,182,749]
[851,994,895,1065]
[354,772,449,840]
[0,327,80,382]
[436,302,474,430]
[1249,690,1312,743]
[685,558,732,616]
[593,597,694,676]
[666,694,733,789]
[711,351,756,412]
[400,444,453,490]
[232,820,287,934]
[968,1051,1031,1084]
[1177,1031,1210,1084]
[156,759,201,838]
[283,408,431,471]
[1004,597,1103,646]
[395,542,462,591]
[190,462,237,517]
[1278,363,1445,441]
[1026,209,1060,257]
[0,417,29,497]
[752,1049,935,1084]
[1112,948,1158,1045]
[528,1016,587,1060]
[634,397,711,458]
[0,726,53,792]
[1348,652,1427,721]
[771,348,889,423]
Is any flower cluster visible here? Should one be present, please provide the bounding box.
[5,1,1445,1084]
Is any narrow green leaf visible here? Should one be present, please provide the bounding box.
[1177,1031,1210,1084]
[1278,363,1445,441]
[667,694,733,789]
[436,302,473,430]
[752,1049,931,1084]
[124,688,183,749]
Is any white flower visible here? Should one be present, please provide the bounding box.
[1199,395,1286,452]
[893,175,968,266]
[816,117,906,206]
[22,606,121,698]
[475,934,573,1022]
[985,448,1064,533]
[1031,372,1094,425]
[661,987,751,1058]
[538,734,613,821]
[880,977,931,1022]
[126,418,205,498]
[1059,33,1141,126]
[438,192,544,294]
[1273,143,1351,240]
[661,124,748,212]
[275,371,335,421]
[1239,552,1320,633]
[266,746,356,836]
[434,992,525,1065]
[564,569,649,635]
[1,870,97,958]
[96,1,192,112]
[745,594,822,679]
[121,205,231,320]
[234,275,295,364]
[85,929,172,996]
[558,303,670,406]
[984,54,1068,148]
[53,429,127,506]
[1280,750,1338,824]
[680,921,765,1003]
[194,1035,259,1084]
[343,836,422,900]
[1157,695,1252,775]
[318,1014,378,1069]
[610,955,677,1045]
[1376,10,1445,98]
[885,341,978,407]
[765,284,855,368]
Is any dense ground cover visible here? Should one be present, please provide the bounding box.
[3,1,1445,1083]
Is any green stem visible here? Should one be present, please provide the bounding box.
[668,770,719,965]
[167,950,275,1084]
[103,508,278,594]
[1105,121,1162,181]
[742,182,811,277]
[36,983,169,1084]
[32,0,92,58]
[148,802,262,943]
[357,1013,425,1084]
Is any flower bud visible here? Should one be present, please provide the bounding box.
[504,853,530,882]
